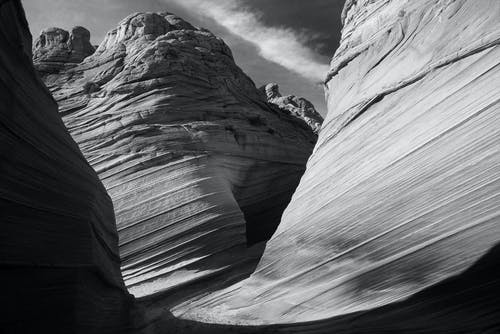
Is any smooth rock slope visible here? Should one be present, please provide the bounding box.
[33,13,317,300]
[174,0,500,330]
[0,0,131,332]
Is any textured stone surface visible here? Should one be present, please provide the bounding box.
[171,0,500,330]
[260,83,323,133]
[34,12,317,300]
[33,25,95,74]
[12,0,500,332]
[0,0,131,332]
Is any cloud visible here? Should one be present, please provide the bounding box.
[165,0,330,83]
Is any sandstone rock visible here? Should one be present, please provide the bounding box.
[33,12,317,302]
[0,0,131,332]
[173,0,500,330]
[33,26,95,74]
[260,83,323,133]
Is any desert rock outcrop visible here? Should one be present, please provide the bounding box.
[260,83,323,133]
[33,12,317,300]
[33,26,95,74]
[174,0,500,330]
[0,0,131,332]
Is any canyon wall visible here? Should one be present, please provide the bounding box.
[33,13,317,299]
[175,0,500,330]
[0,0,131,332]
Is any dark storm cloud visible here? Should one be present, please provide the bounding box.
[167,0,330,82]
[240,0,346,57]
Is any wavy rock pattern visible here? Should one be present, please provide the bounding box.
[0,0,131,332]
[172,0,500,328]
[33,26,95,75]
[260,83,323,133]
[33,13,317,299]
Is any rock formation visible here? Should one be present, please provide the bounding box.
[7,0,500,332]
[260,83,323,133]
[33,12,317,301]
[170,0,500,331]
[0,0,131,332]
[33,26,95,75]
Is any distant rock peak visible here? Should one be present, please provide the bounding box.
[262,82,282,100]
[260,83,324,133]
[33,26,95,73]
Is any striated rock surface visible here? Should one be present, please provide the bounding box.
[33,12,317,301]
[173,0,500,330]
[260,83,323,133]
[33,26,95,74]
[0,0,131,332]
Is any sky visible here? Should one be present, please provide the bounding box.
[22,0,346,116]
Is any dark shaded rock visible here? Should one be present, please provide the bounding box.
[0,0,132,332]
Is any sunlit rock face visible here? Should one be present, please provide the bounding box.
[174,0,500,327]
[0,0,131,332]
[260,83,324,133]
[33,12,317,299]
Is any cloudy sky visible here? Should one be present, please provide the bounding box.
[23,0,345,116]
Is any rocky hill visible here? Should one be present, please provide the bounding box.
[32,12,318,301]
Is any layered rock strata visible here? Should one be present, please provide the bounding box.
[33,26,95,74]
[174,0,500,330]
[0,0,131,332]
[260,83,323,133]
[33,13,317,299]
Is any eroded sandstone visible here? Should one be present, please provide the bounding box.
[8,0,499,332]
[172,0,500,331]
[0,0,131,332]
[33,12,317,302]
[260,83,323,133]
[33,26,95,74]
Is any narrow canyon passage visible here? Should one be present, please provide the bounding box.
[1,0,500,333]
